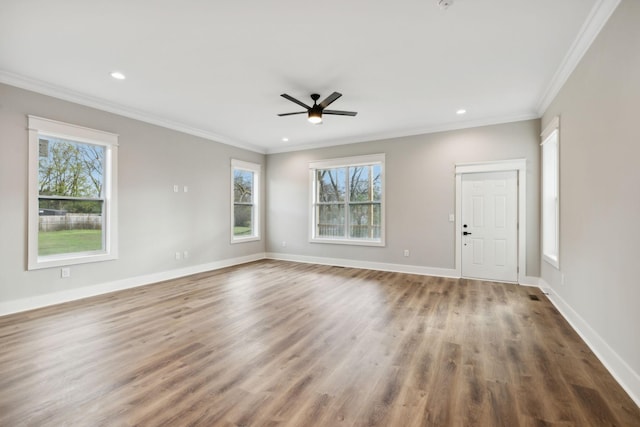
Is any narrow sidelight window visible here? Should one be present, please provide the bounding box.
[541,117,560,268]
[231,159,260,242]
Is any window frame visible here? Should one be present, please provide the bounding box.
[541,116,560,269]
[27,115,118,270]
[309,153,385,246]
[230,159,261,243]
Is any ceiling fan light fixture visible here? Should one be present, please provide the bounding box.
[308,109,322,124]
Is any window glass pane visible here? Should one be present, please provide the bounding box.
[349,166,372,202]
[38,138,105,198]
[37,136,106,257]
[317,168,345,202]
[38,199,104,256]
[234,204,253,236]
[349,203,381,239]
[234,170,253,203]
[317,204,345,237]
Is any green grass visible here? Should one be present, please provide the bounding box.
[233,226,252,236]
[39,229,102,256]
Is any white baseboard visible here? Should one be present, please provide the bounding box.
[266,252,459,279]
[540,279,640,407]
[0,253,266,316]
[266,253,548,287]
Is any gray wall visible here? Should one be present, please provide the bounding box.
[266,120,540,276]
[0,83,265,303]
[541,0,640,378]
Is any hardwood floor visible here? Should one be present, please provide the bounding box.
[0,260,638,426]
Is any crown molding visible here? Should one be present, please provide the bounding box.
[0,70,266,154]
[536,0,621,115]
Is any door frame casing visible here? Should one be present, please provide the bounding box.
[455,159,527,284]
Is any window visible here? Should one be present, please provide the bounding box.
[28,116,118,270]
[309,154,385,246]
[541,117,559,268]
[231,159,260,242]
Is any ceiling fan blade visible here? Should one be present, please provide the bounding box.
[281,94,311,110]
[323,110,357,116]
[319,92,342,109]
[278,111,307,116]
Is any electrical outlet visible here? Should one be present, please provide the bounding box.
[61,267,71,278]
[448,213,455,222]
[175,251,181,260]
[173,185,179,193]
[403,249,410,257]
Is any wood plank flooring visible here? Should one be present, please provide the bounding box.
[0,260,638,426]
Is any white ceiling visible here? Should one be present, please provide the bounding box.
[0,0,617,153]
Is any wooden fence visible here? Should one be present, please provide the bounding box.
[39,214,102,232]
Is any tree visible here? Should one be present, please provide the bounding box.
[234,170,252,204]
[38,139,104,213]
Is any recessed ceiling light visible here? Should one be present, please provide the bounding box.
[110,71,126,80]
[282,137,289,142]
[456,109,467,115]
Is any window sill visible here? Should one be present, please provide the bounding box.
[28,251,118,270]
[231,236,260,244]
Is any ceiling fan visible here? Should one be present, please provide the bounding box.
[278,92,357,124]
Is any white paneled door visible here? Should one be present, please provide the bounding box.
[461,171,518,282]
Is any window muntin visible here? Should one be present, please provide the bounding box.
[541,117,560,268]
[28,116,118,270]
[310,154,385,245]
[231,159,260,242]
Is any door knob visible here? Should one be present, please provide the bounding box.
[463,231,472,235]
